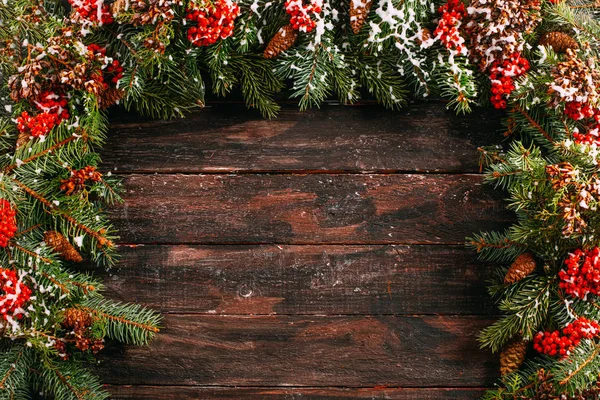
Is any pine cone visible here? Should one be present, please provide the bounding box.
[500,339,528,376]
[44,230,83,263]
[16,131,29,149]
[99,87,124,109]
[349,0,372,34]
[111,0,127,14]
[539,31,579,54]
[62,308,93,330]
[416,28,432,46]
[504,253,537,284]
[264,25,298,59]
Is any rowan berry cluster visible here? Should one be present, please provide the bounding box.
[88,44,124,88]
[285,0,323,32]
[0,268,31,320]
[68,0,114,25]
[559,248,600,300]
[534,317,600,358]
[0,200,16,248]
[15,91,71,138]
[562,102,600,146]
[488,53,530,109]
[434,0,466,54]
[185,0,240,46]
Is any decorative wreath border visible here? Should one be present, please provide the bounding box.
[1,0,600,398]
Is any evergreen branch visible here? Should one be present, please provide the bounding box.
[512,105,554,144]
[11,243,52,265]
[559,342,600,386]
[81,297,161,345]
[5,134,83,173]
[11,178,113,249]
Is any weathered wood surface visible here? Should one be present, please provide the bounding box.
[97,315,496,387]
[101,244,494,315]
[104,103,502,174]
[107,386,486,400]
[110,174,511,245]
[100,103,507,398]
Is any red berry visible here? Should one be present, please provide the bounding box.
[284,0,322,32]
[487,53,530,109]
[434,0,466,53]
[68,0,113,24]
[0,200,17,248]
[185,0,240,47]
[559,247,600,299]
[0,268,31,320]
[534,317,600,358]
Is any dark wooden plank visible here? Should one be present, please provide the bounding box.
[110,174,511,245]
[101,244,493,315]
[103,104,502,174]
[97,315,497,387]
[107,385,487,399]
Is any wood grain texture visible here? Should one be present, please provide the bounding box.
[107,386,487,399]
[97,104,507,398]
[103,103,502,174]
[97,315,497,387]
[110,174,511,245]
[99,244,494,315]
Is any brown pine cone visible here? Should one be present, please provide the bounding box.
[111,0,127,14]
[500,339,528,376]
[44,231,83,263]
[54,339,69,360]
[539,31,579,54]
[349,0,372,34]
[91,338,105,354]
[99,87,124,109]
[8,66,43,102]
[504,253,537,284]
[264,25,298,59]
[16,131,30,149]
[62,308,93,330]
[416,28,432,46]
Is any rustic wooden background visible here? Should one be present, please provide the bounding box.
[95,102,511,399]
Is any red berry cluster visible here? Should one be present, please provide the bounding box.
[285,0,322,32]
[68,0,114,25]
[0,268,31,320]
[88,44,124,87]
[16,111,60,138]
[573,127,600,146]
[488,52,530,109]
[565,101,597,121]
[0,200,16,248]
[563,102,600,146]
[35,91,70,120]
[434,0,466,53]
[185,0,240,47]
[534,317,600,358]
[15,91,70,138]
[560,247,600,299]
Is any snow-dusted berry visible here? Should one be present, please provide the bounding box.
[68,0,114,25]
[559,247,600,299]
[434,0,466,54]
[488,53,530,109]
[0,268,31,320]
[185,0,240,47]
[285,0,322,33]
